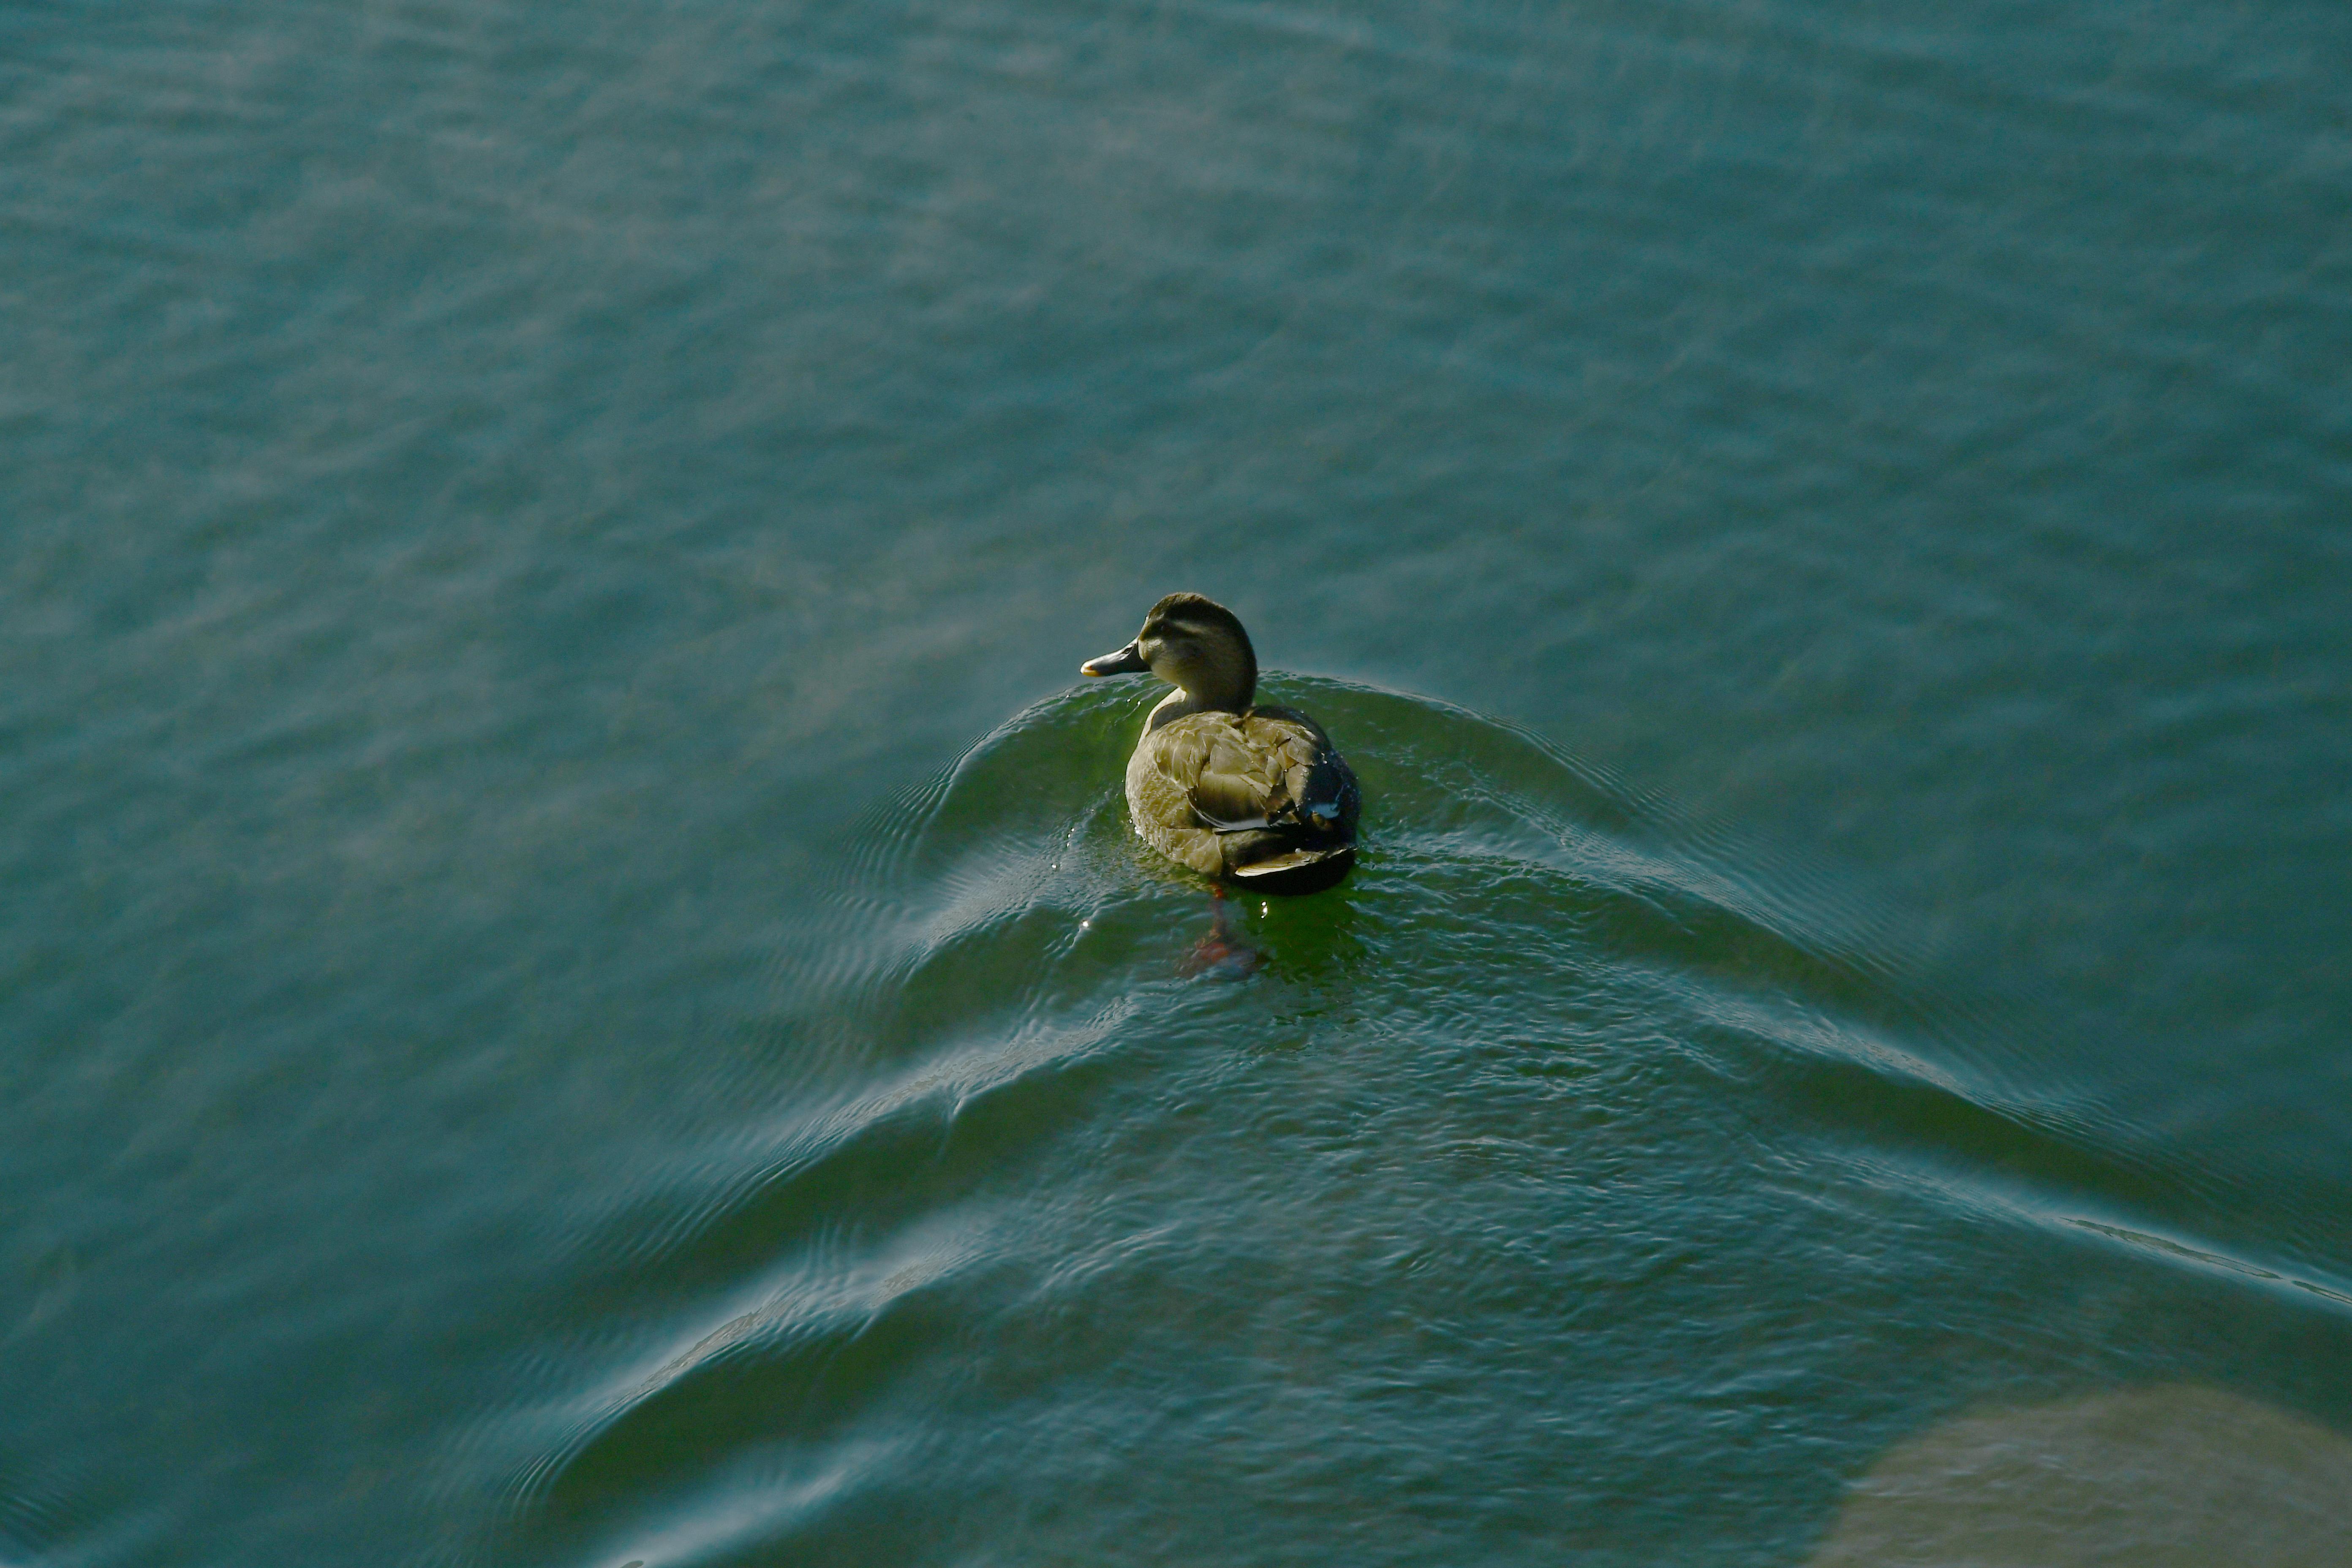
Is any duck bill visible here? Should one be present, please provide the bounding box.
[1081,640,1150,677]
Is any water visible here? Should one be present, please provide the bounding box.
[5,0,2349,1563]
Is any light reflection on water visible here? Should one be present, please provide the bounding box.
[1811,1385,2352,1567]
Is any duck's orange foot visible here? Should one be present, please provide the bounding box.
[1181,932,1260,979]
[1179,888,1260,979]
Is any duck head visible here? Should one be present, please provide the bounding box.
[1081,592,1258,712]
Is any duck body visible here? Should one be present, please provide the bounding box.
[1083,594,1360,895]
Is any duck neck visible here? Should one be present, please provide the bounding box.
[1181,645,1255,713]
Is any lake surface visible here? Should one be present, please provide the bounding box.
[5,0,2349,1563]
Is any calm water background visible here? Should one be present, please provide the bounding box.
[5,0,2350,1563]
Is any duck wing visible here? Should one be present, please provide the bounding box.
[1126,713,1269,875]
[1237,710,1359,836]
[1128,709,1359,886]
[1190,765,1275,831]
[1165,718,1286,829]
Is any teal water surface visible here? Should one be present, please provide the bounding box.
[4,0,2350,1564]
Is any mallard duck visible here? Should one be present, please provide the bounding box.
[1081,593,1360,894]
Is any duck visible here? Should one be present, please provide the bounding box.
[1081,593,1361,895]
